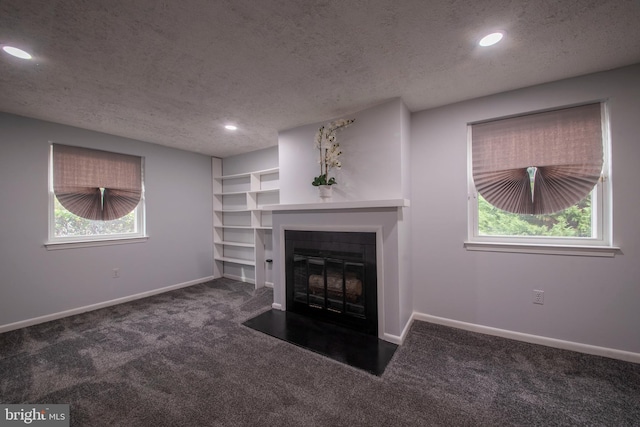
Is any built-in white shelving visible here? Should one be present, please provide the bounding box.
[212,159,278,288]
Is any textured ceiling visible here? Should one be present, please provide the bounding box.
[1,1,639,157]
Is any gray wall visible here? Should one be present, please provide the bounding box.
[410,64,640,354]
[0,113,213,327]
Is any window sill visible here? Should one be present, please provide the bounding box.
[463,241,620,257]
[45,236,149,251]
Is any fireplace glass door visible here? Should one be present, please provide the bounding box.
[286,231,377,335]
[293,255,366,318]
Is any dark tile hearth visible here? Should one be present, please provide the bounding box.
[243,309,397,376]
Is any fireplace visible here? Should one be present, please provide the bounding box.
[285,230,377,336]
[269,199,410,343]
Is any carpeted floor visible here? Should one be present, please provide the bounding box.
[1,278,638,426]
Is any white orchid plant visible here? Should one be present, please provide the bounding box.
[312,118,355,186]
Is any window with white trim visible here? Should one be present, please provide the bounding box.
[467,103,611,250]
[47,144,146,246]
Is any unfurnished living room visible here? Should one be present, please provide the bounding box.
[1,1,639,426]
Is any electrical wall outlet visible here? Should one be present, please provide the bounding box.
[533,290,544,305]
[112,268,120,278]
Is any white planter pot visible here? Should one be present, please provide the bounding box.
[318,185,333,199]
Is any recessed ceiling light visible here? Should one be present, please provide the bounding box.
[224,125,238,131]
[2,46,32,59]
[479,32,504,47]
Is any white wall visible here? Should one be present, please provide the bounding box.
[222,146,278,175]
[274,98,413,341]
[278,98,407,204]
[410,64,640,354]
[0,113,213,328]
[398,102,413,333]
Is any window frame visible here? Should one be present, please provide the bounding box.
[465,102,617,257]
[45,145,148,250]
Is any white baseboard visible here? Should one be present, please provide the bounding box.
[399,315,415,343]
[412,312,640,364]
[264,282,274,289]
[382,333,402,345]
[0,276,215,334]
[382,317,415,345]
[272,303,282,310]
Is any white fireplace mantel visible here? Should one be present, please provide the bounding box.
[269,199,412,344]
[264,198,410,212]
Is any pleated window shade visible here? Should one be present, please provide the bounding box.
[471,103,603,215]
[53,144,142,221]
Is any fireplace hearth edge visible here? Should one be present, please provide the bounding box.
[243,309,398,376]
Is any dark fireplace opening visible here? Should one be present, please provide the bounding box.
[285,230,377,336]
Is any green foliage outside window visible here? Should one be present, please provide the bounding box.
[478,194,592,237]
[54,197,136,237]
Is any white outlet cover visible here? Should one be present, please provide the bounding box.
[533,290,544,304]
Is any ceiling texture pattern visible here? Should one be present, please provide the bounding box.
[1,0,639,157]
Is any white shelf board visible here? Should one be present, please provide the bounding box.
[213,225,254,229]
[214,256,256,266]
[214,167,279,180]
[248,188,280,195]
[264,198,410,212]
[215,208,273,213]
[214,191,248,196]
[214,241,255,248]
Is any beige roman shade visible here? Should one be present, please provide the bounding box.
[471,103,603,215]
[53,144,142,221]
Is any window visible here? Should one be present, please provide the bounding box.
[466,103,614,255]
[47,144,146,248]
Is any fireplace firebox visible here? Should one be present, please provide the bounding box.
[285,230,377,336]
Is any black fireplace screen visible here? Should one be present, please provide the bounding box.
[285,231,377,336]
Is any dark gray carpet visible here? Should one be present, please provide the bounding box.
[1,278,638,426]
